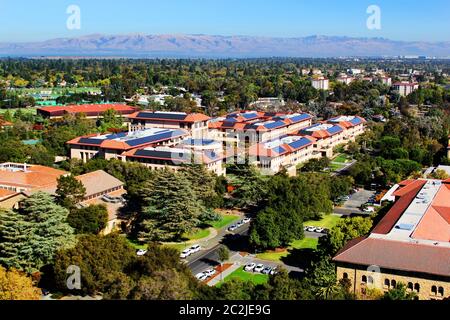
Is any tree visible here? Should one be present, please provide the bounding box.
[318,217,373,256]
[382,283,417,300]
[0,193,75,272]
[67,204,108,234]
[138,170,203,241]
[55,175,86,209]
[99,109,124,131]
[217,246,230,282]
[0,266,41,300]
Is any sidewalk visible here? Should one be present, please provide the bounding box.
[207,262,241,286]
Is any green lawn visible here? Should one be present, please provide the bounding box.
[256,237,319,262]
[304,214,341,229]
[183,228,211,241]
[333,154,352,164]
[221,267,269,285]
[209,214,240,230]
[0,108,37,116]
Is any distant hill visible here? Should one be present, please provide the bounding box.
[1,34,449,58]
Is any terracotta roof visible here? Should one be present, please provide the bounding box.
[333,237,450,277]
[75,170,124,198]
[128,111,210,123]
[38,104,136,115]
[0,164,67,190]
[0,189,18,200]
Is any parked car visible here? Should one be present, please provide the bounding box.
[189,244,201,254]
[236,221,244,228]
[243,218,251,224]
[270,267,278,275]
[195,272,208,281]
[306,226,317,232]
[315,227,325,233]
[262,266,272,275]
[136,249,148,256]
[228,225,238,232]
[244,263,256,272]
[180,249,192,259]
[340,195,350,201]
[363,206,375,213]
[204,269,217,278]
[254,264,265,273]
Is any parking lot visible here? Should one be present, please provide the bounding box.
[334,189,377,215]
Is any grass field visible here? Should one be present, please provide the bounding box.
[209,214,240,230]
[333,154,352,163]
[183,228,211,241]
[0,108,37,116]
[256,237,319,262]
[304,214,342,229]
[221,267,269,285]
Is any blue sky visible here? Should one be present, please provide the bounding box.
[0,0,449,42]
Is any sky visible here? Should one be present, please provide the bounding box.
[0,0,449,42]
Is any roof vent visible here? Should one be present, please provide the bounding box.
[395,223,414,231]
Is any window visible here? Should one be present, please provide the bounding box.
[391,280,397,288]
[343,273,348,279]
[438,287,444,297]
[431,286,437,295]
[414,283,420,293]
[368,276,374,284]
[362,275,367,284]
[384,279,390,288]
[408,282,414,291]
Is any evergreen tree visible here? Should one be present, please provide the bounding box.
[55,175,86,209]
[0,192,75,272]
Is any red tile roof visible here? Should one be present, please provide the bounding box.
[333,237,450,277]
[38,104,137,116]
[372,180,426,235]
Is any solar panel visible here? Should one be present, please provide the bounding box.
[136,112,187,121]
[264,121,286,129]
[327,126,344,135]
[242,113,259,120]
[289,138,312,150]
[350,118,362,125]
[289,114,311,123]
[126,130,185,147]
[272,146,286,154]
[133,149,191,163]
[78,138,103,145]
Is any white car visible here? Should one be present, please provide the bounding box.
[244,263,256,272]
[204,269,217,277]
[243,218,251,224]
[228,225,238,232]
[254,264,265,273]
[270,267,278,275]
[363,206,375,213]
[306,226,317,232]
[195,273,207,281]
[236,221,244,228]
[315,227,324,233]
[180,249,192,259]
[136,249,147,256]
[189,244,201,254]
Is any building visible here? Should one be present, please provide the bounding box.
[299,123,346,158]
[0,162,67,193]
[0,117,13,130]
[379,76,392,86]
[327,116,366,142]
[336,75,354,85]
[127,111,211,139]
[37,104,137,119]
[311,77,329,90]
[123,146,225,176]
[333,179,450,300]
[248,135,318,175]
[393,82,419,97]
[209,112,313,145]
[67,128,188,163]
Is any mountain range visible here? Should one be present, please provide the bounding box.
[0,34,449,58]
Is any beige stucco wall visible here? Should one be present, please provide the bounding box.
[337,265,450,300]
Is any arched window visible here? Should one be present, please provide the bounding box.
[408,282,414,291]
[384,279,390,288]
[391,280,397,288]
[431,286,437,295]
[343,273,348,279]
[414,283,420,293]
[438,287,444,297]
[368,276,374,284]
[362,275,367,283]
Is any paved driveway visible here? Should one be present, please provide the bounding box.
[335,189,376,215]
